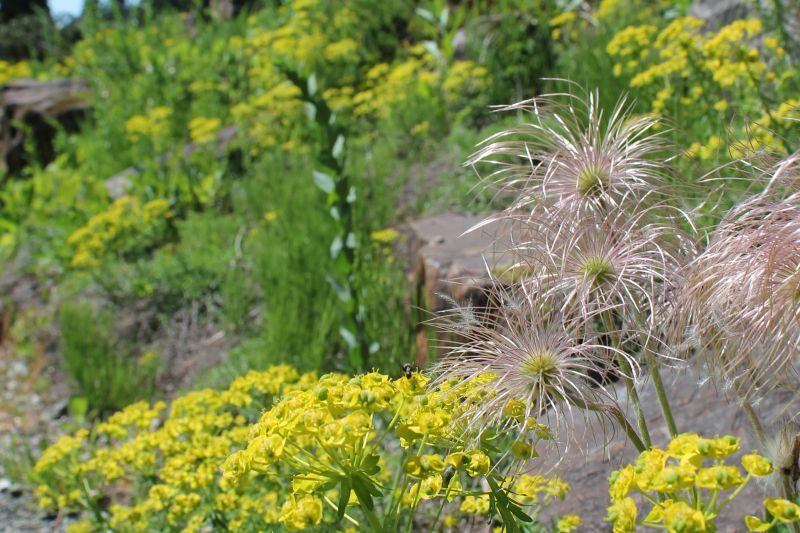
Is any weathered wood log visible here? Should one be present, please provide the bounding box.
[0,78,90,176]
[406,212,510,365]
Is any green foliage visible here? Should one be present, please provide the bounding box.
[58,301,158,415]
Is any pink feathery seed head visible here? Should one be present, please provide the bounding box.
[429,278,634,439]
[510,207,689,345]
[677,192,800,398]
[466,88,674,219]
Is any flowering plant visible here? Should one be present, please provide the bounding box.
[35,365,577,532]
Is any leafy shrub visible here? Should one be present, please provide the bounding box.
[59,301,158,415]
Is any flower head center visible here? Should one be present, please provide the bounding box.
[576,164,610,196]
[521,350,558,378]
[579,255,616,286]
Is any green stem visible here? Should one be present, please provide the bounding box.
[617,354,652,449]
[428,478,452,533]
[360,504,384,533]
[569,395,647,453]
[648,356,678,438]
[601,310,651,448]
[322,496,360,527]
[740,398,766,450]
[718,473,751,510]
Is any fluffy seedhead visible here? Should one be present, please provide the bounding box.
[466,88,674,219]
[763,420,800,499]
[675,181,800,398]
[430,279,635,440]
[509,208,690,345]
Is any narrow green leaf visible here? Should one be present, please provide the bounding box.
[330,235,343,259]
[337,478,351,522]
[351,475,374,510]
[307,72,317,97]
[332,134,345,160]
[313,170,335,193]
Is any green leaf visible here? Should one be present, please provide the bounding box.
[68,396,88,420]
[361,454,380,475]
[332,134,345,160]
[507,501,533,523]
[351,474,374,510]
[337,477,351,522]
[415,7,434,22]
[330,235,343,259]
[313,170,335,194]
[357,473,383,496]
[487,477,521,532]
[307,72,317,97]
[324,273,350,302]
[339,327,357,350]
[304,102,316,120]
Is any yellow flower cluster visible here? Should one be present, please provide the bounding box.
[67,195,171,268]
[606,13,798,158]
[702,19,765,88]
[221,368,572,530]
[606,433,774,533]
[353,45,488,130]
[124,106,172,142]
[0,60,32,85]
[35,365,312,532]
[746,498,800,531]
[188,116,222,144]
[35,364,577,532]
[608,17,772,92]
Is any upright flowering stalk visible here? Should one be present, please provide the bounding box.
[434,88,690,453]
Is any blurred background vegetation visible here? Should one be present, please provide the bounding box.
[0,0,798,418]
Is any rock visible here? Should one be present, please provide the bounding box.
[689,0,750,30]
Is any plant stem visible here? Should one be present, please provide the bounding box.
[428,480,452,533]
[648,355,678,438]
[360,504,385,533]
[740,398,766,449]
[601,310,651,448]
[617,354,652,449]
[569,395,647,452]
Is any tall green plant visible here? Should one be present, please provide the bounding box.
[59,301,158,416]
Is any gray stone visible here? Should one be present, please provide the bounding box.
[689,0,750,30]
